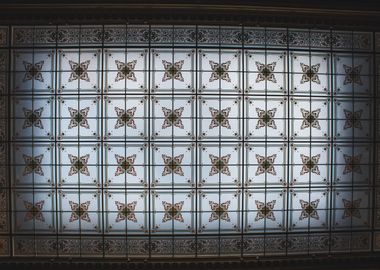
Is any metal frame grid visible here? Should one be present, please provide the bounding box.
[0,25,378,258]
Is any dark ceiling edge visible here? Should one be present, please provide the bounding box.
[0,255,379,270]
[0,4,380,31]
[0,253,380,269]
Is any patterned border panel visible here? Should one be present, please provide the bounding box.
[9,26,372,51]
[0,27,8,47]
[376,33,380,53]
[0,28,9,257]
[375,232,380,251]
[10,232,371,257]
[375,54,380,239]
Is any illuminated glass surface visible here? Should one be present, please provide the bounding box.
[0,25,378,257]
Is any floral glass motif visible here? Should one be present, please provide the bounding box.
[162,107,184,129]
[209,107,231,129]
[256,108,277,129]
[162,201,184,223]
[115,201,137,223]
[23,107,44,129]
[23,200,45,222]
[209,154,231,176]
[115,154,137,176]
[23,154,44,176]
[115,60,137,82]
[343,64,362,85]
[300,108,321,130]
[343,154,362,174]
[299,199,320,220]
[255,61,277,83]
[344,109,363,129]
[68,60,91,82]
[162,60,184,82]
[209,60,231,82]
[300,63,320,84]
[300,154,320,175]
[255,200,276,221]
[162,154,184,176]
[68,154,90,176]
[209,201,231,222]
[68,107,90,129]
[114,107,137,129]
[342,198,362,219]
[69,201,91,222]
[23,61,44,82]
[255,154,277,176]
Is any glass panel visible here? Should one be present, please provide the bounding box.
[1,24,376,258]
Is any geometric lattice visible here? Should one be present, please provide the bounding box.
[0,25,378,257]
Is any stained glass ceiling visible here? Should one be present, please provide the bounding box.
[0,25,378,257]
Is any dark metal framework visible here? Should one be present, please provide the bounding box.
[0,24,379,260]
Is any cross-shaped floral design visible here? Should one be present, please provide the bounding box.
[23,61,44,82]
[209,60,231,82]
[115,154,137,176]
[209,154,231,176]
[114,106,137,129]
[115,59,137,82]
[162,154,184,176]
[23,200,45,222]
[68,154,90,176]
[115,201,137,223]
[300,63,320,84]
[23,154,44,176]
[23,107,44,129]
[255,200,276,221]
[68,107,90,129]
[69,200,91,222]
[343,154,362,175]
[343,109,362,130]
[300,154,320,175]
[342,198,362,219]
[162,60,184,82]
[256,108,277,129]
[255,154,277,176]
[68,60,91,82]
[209,201,231,222]
[255,61,277,83]
[300,108,321,130]
[162,201,184,223]
[209,107,231,129]
[162,107,184,129]
[343,64,362,85]
[299,199,320,220]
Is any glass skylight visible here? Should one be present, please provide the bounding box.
[0,25,376,257]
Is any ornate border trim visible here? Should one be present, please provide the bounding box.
[0,27,9,257]
[9,25,373,52]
